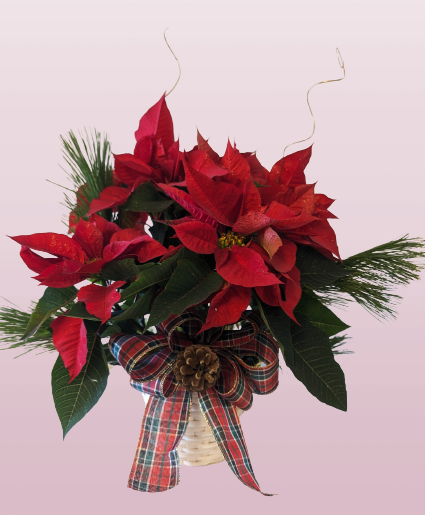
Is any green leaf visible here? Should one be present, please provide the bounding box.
[296,246,351,289]
[288,313,347,411]
[101,258,139,281]
[63,302,101,321]
[100,324,122,338]
[112,287,156,321]
[124,182,173,212]
[137,263,156,272]
[255,297,294,366]
[120,247,196,301]
[51,321,109,438]
[23,287,78,339]
[295,292,350,336]
[147,258,223,328]
[102,343,119,366]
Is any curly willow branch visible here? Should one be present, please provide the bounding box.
[283,48,346,158]
[164,27,181,97]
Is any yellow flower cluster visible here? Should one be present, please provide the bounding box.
[217,231,246,249]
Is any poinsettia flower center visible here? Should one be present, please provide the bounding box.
[217,231,246,249]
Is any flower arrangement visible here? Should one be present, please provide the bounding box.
[1,52,424,495]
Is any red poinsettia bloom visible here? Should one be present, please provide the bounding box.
[252,145,340,261]
[156,141,315,330]
[87,94,182,215]
[10,215,166,287]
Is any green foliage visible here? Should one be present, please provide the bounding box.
[112,287,156,321]
[0,303,55,355]
[63,302,101,321]
[296,246,352,288]
[100,324,123,338]
[101,258,140,281]
[295,291,350,336]
[120,247,196,301]
[23,287,77,339]
[60,129,114,225]
[330,334,353,355]
[255,297,294,366]
[287,314,347,411]
[314,235,425,319]
[147,258,223,328]
[124,182,173,212]
[51,321,109,438]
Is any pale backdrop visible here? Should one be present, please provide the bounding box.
[0,1,424,514]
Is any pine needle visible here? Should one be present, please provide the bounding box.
[0,303,56,356]
[315,235,425,320]
[60,128,114,226]
[330,334,353,355]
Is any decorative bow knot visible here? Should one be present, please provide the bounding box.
[109,309,279,495]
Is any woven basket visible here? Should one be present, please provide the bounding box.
[142,391,244,467]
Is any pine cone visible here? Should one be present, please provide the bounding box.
[173,345,221,393]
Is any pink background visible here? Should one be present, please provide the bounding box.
[0,1,424,514]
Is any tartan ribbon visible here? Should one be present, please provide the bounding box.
[109,309,279,495]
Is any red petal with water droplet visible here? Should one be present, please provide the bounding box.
[200,284,251,332]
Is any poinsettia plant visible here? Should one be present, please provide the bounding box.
[1,93,424,439]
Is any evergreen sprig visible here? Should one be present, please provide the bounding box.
[314,235,425,320]
[330,334,353,355]
[0,303,55,356]
[60,129,114,226]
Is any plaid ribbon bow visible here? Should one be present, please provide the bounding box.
[109,309,279,495]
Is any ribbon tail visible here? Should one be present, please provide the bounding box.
[128,388,192,492]
[198,388,274,496]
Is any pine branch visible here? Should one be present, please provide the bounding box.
[314,235,425,320]
[330,334,353,355]
[60,129,114,226]
[0,303,55,356]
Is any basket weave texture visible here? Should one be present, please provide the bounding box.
[141,391,244,467]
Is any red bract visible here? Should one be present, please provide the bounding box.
[255,266,302,323]
[201,283,251,332]
[50,316,88,382]
[252,145,341,260]
[219,140,251,182]
[215,246,281,287]
[183,160,242,226]
[10,215,166,287]
[77,281,126,323]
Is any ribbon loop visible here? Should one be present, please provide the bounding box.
[215,353,253,411]
[231,331,279,395]
[110,333,168,376]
